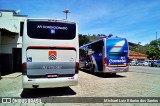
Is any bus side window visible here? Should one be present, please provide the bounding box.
[87,46,95,55]
[92,42,103,53]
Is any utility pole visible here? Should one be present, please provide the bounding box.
[63,9,71,20]
[156,32,157,41]
[156,32,160,48]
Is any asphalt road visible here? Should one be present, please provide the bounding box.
[129,66,160,75]
[0,66,160,106]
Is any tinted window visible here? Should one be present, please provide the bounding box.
[27,21,76,40]
[109,52,126,56]
[90,41,104,52]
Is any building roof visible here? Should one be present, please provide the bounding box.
[0,28,18,35]
[129,50,147,59]
[0,9,28,17]
[0,9,16,13]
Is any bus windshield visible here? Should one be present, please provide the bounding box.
[27,21,76,40]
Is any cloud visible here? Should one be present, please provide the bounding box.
[73,0,160,45]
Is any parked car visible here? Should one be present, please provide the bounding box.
[129,61,138,66]
[143,60,151,66]
[153,60,160,67]
[137,61,144,66]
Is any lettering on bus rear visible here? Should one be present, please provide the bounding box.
[42,65,62,70]
[109,58,126,63]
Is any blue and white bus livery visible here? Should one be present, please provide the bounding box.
[79,37,129,74]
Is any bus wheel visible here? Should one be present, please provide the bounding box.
[111,73,116,76]
[90,65,95,74]
[89,66,93,74]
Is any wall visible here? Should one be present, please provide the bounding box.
[0,10,27,74]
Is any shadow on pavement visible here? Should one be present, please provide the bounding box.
[80,69,126,78]
[20,87,76,98]
[95,73,126,78]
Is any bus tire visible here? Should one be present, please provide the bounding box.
[111,73,116,76]
[92,64,96,74]
[89,66,93,74]
[89,64,95,74]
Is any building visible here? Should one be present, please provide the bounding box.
[0,10,27,75]
[129,50,147,61]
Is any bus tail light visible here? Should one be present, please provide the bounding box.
[104,58,108,66]
[75,62,79,74]
[126,62,128,66]
[22,62,27,75]
[126,57,129,66]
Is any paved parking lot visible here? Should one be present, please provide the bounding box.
[0,66,160,106]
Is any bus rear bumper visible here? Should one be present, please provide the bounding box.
[104,66,129,73]
[22,74,78,88]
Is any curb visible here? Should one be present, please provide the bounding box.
[1,73,22,79]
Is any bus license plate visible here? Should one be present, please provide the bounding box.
[47,74,58,78]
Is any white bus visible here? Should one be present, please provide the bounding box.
[22,18,79,88]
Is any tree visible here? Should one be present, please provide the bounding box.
[97,34,101,37]
[79,34,90,46]
[108,34,113,37]
[146,39,160,59]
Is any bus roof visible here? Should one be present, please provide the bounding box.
[80,37,127,49]
[27,18,76,24]
[106,37,127,40]
[80,38,104,49]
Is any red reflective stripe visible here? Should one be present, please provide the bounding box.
[126,57,129,66]
[22,62,27,75]
[113,46,122,48]
[27,46,76,51]
[27,46,49,49]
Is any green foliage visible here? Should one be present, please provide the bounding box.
[79,49,86,56]
[146,39,160,59]
[79,34,90,46]
[129,43,147,54]
[86,36,101,42]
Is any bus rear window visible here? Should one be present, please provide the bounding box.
[27,21,76,40]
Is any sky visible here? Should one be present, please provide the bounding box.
[0,0,160,45]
